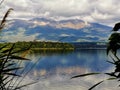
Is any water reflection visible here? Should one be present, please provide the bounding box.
[20,49,117,90]
[27,49,112,75]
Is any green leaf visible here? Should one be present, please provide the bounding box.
[71,73,100,79]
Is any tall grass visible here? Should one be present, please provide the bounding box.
[0,40,37,90]
[0,6,37,90]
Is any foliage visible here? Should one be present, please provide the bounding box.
[0,41,74,50]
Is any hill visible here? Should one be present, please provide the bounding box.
[0,18,112,42]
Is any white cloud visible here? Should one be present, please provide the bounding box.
[1,27,39,42]
[60,34,70,37]
[76,39,91,42]
[0,0,120,26]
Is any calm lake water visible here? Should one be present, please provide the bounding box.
[20,49,120,90]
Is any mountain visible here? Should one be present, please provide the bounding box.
[0,18,112,42]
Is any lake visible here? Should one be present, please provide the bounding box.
[18,49,120,90]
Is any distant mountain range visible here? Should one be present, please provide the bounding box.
[0,18,112,42]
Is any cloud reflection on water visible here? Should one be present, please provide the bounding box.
[19,49,118,90]
[21,66,120,90]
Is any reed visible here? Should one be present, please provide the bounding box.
[0,4,37,89]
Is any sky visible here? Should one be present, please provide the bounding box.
[1,0,120,26]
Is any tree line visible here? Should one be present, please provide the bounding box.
[0,41,74,50]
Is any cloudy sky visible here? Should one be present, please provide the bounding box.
[1,0,120,26]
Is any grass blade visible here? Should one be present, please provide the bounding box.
[9,55,30,60]
[106,78,117,80]
[88,81,104,90]
[3,73,21,77]
[105,73,117,77]
[4,63,15,69]
[1,49,11,53]
[0,44,8,51]
[106,60,115,64]
[14,81,37,90]
[3,67,22,72]
[71,73,100,79]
